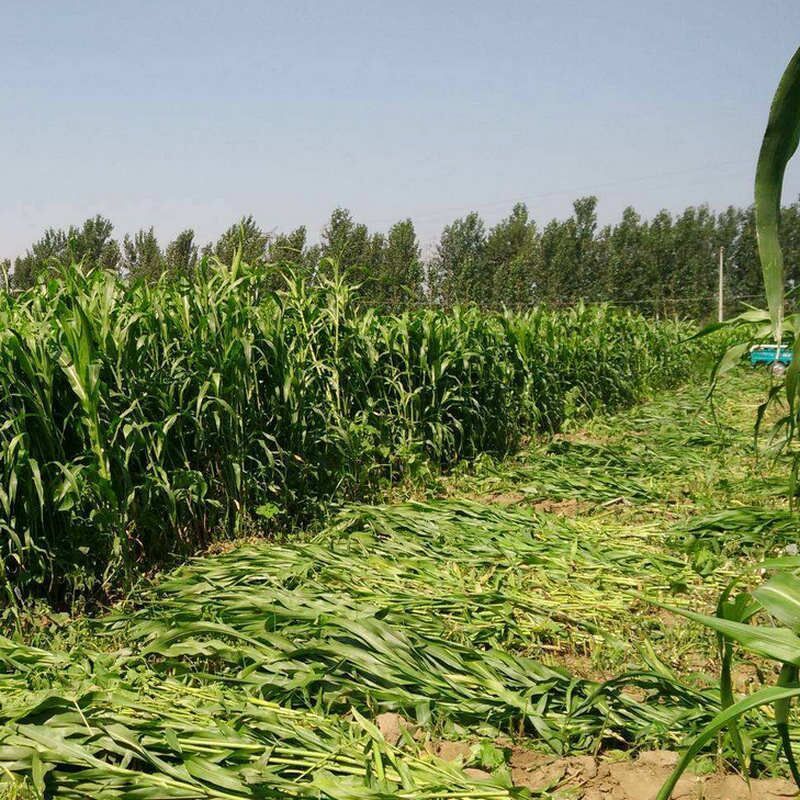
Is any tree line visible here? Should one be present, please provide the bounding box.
[4,196,800,318]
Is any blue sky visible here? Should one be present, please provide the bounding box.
[1,0,799,259]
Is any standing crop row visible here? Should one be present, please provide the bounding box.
[0,259,698,604]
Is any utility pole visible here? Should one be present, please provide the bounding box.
[718,246,725,323]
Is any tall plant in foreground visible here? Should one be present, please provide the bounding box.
[657,45,800,799]
[656,568,800,798]
[756,47,800,344]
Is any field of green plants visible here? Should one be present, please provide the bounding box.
[0,261,701,607]
[2,355,797,799]
[3,251,798,799]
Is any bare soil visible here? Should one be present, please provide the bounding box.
[417,737,799,798]
[531,497,587,516]
[506,749,797,799]
[476,491,588,516]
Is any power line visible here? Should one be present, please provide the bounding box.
[362,159,753,227]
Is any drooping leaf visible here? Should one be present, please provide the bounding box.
[755,46,800,340]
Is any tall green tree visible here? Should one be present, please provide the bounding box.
[269,226,319,280]
[671,206,717,318]
[270,226,308,264]
[164,230,198,279]
[643,209,676,316]
[428,212,487,306]
[603,207,648,309]
[571,196,600,301]
[13,228,68,288]
[485,203,539,308]
[206,215,269,266]
[13,215,119,288]
[378,219,423,308]
[535,219,566,305]
[725,206,760,307]
[74,215,120,272]
[318,208,372,286]
[122,228,164,283]
[533,198,600,305]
